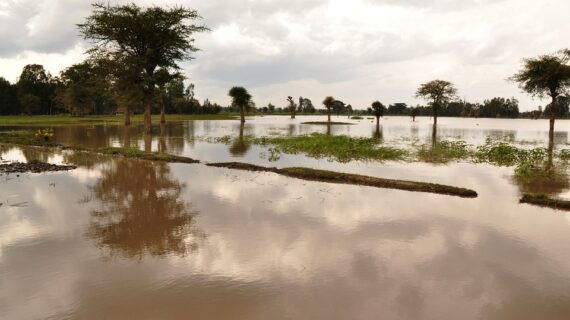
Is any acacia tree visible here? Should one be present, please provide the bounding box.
[228,86,252,123]
[511,51,570,142]
[287,96,296,119]
[322,96,335,123]
[79,3,208,134]
[415,80,457,125]
[371,101,385,128]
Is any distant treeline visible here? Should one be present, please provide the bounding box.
[0,63,222,116]
[2,63,569,119]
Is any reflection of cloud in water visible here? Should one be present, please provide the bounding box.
[1,159,570,319]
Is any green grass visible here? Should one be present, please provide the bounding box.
[250,133,408,163]
[417,141,471,163]
[0,129,61,147]
[96,147,199,163]
[0,114,237,126]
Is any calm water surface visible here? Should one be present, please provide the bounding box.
[2,116,570,319]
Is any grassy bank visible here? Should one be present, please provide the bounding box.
[96,147,200,163]
[0,113,237,126]
[207,162,478,198]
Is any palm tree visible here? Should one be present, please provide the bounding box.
[371,101,385,129]
[228,86,252,123]
[322,96,335,123]
[287,96,296,119]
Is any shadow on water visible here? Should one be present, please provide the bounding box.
[87,158,204,259]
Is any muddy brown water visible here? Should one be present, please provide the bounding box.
[2,116,570,319]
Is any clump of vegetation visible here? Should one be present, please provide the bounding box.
[96,147,199,163]
[350,116,363,120]
[0,130,60,147]
[34,128,54,141]
[417,141,471,163]
[475,139,548,167]
[250,133,408,163]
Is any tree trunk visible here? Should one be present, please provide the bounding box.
[549,95,557,145]
[240,105,245,123]
[291,106,295,119]
[144,97,152,134]
[327,109,331,123]
[376,115,380,128]
[144,132,151,152]
[160,94,166,124]
[124,106,131,126]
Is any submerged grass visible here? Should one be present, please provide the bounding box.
[417,141,471,163]
[250,133,408,163]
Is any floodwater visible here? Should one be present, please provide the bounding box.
[2,116,570,319]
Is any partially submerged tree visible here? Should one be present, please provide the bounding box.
[415,80,458,125]
[287,96,297,119]
[371,101,385,129]
[228,86,252,123]
[410,107,418,122]
[511,51,570,142]
[322,96,335,123]
[79,3,208,133]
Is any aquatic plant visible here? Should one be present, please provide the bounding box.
[250,133,408,163]
[417,140,471,163]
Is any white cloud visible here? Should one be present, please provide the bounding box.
[0,0,568,110]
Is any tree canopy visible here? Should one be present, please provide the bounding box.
[78,3,208,131]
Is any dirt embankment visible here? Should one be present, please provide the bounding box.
[206,162,478,198]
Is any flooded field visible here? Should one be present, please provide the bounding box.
[2,116,570,319]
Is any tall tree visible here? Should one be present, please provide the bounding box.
[415,80,458,125]
[17,64,54,115]
[322,96,335,123]
[511,51,570,142]
[287,96,296,119]
[228,86,252,123]
[79,3,208,133]
[0,77,19,115]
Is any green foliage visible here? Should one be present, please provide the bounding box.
[415,80,458,117]
[417,141,471,163]
[350,116,364,120]
[250,133,408,163]
[511,52,570,100]
[34,128,54,141]
[475,139,548,166]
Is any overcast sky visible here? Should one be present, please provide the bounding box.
[0,0,567,110]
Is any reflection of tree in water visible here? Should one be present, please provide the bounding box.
[21,146,56,163]
[88,159,203,258]
[229,123,251,156]
[372,125,383,141]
